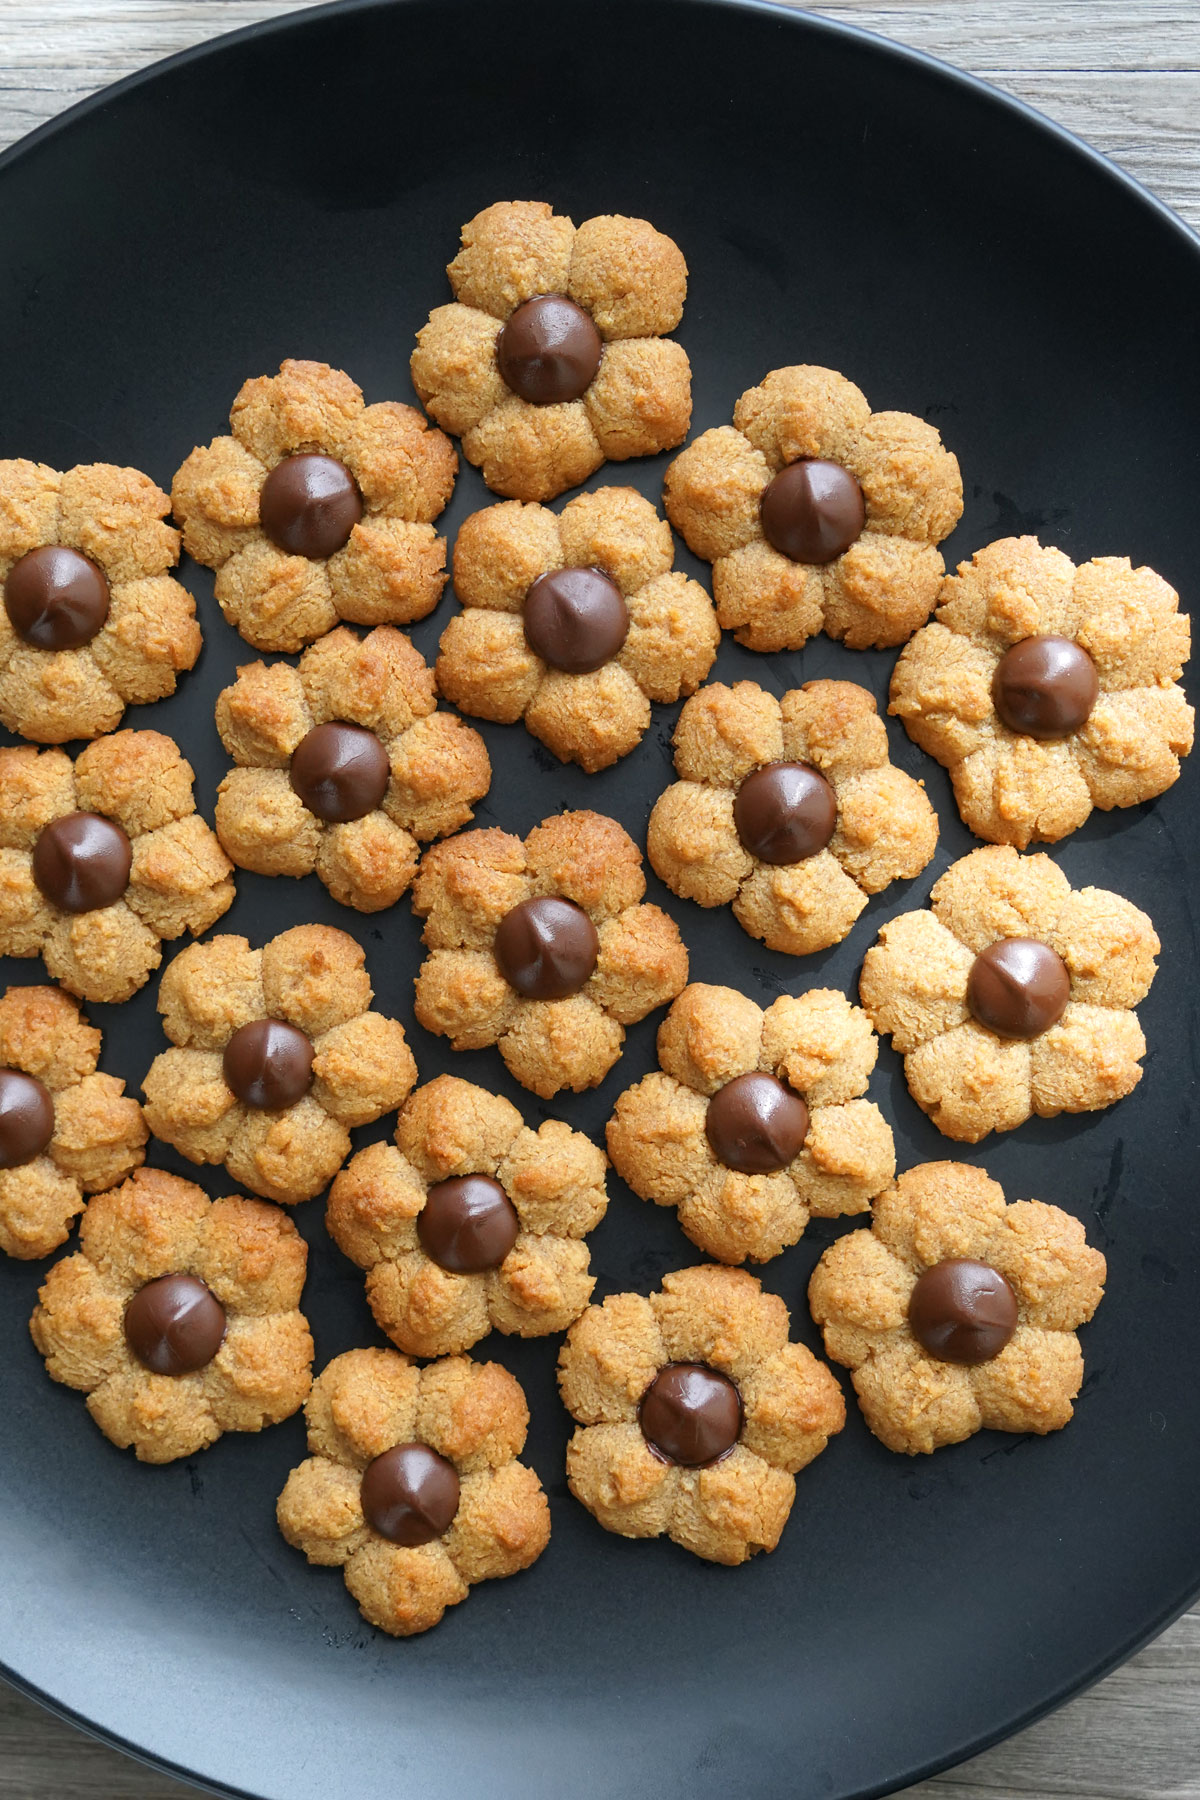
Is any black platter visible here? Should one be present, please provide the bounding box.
[1,2,1198,1796]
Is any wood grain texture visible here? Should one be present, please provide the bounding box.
[0,4,1197,1798]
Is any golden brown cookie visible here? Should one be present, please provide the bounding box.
[436,486,719,771]
[663,365,961,651]
[860,844,1158,1142]
[30,1167,313,1463]
[328,1074,608,1356]
[141,926,416,1204]
[171,359,456,651]
[607,983,894,1264]
[0,734,235,1004]
[412,811,689,1099]
[0,458,201,742]
[277,1346,550,1637]
[647,679,937,954]
[214,624,491,912]
[889,536,1194,846]
[411,201,691,501]
[0,984,146,1259]
[558,1265,844,1564]
[808,1161,1106,1454]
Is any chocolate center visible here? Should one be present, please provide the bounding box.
[4,545,111,650]
[991,635,1100,740]
[907,1258,1018,1365]
[360,1443,461,1546]
[734,762,837,864]
[31,813,132,914]
[967,938,1071,1041]
[493,896,599,1000]
[705,1072,809,1174]
[523,566,629,674]
[289,721,391,823]
[259,453,363,559]
[124,1273,227,1375]
[418,1174,520,1273]
[222,1018,314,1110]
[495,294,603,405]
[760,459,866,565]
[639,1363,742,1467]
[0,1068,56,1169]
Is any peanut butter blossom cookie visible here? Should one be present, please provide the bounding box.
[171,359,456,651]
[607,983,895,1264]
[808,1162,1106,1454]
[663,365,962,651]
[30,1167,313,1464]
[558,1265,844,1565]
[0,458,201,742]
[0,734,234,1005]
[647,679,937,955]
[0,984,146,1259]
[413,811,688,1098]
[437,486,719,772]
[141,925,416,1203]
[215,624,490,912]
[860,845,1158,1141]
[277,1347,550,1637]
[889,536,1194,846]
[328,1074,608,1357]
[411,201,692,501]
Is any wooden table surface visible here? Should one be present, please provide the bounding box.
[1,3,1197,1796]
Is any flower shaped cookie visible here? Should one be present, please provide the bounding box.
[558,1265,844,1565]
[647,680,938,955]
[142,925,417,1203]
[808,1161,1106,1454]
[411,201,692,502]
[413,811,689,1099]
[0,734,234,1004]
[663,365,962,651]
[889,536,1194,846]
[30,1167,313,1463]
[277,1347,550,1637]
[171,359,457,651]
[437,487,719,772]
[0,458,201,742]
[860,845,1158,1142]
[607,984,895,1264]
[215,624,491,912]
[0,984,146,1259]
[328,1074,608,1357]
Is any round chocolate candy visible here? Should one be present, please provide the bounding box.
[123,1273,227,1376]
[0,1068,56,1170]
[734,761,838,865]
[523,566,629,674]
[760,459,866,565]
[967,938,1071,1041]
[31,813,132,914]
[289,721,391,824]
[3,544,111,650]
[417,1174,520,1274]
[222,1018,314,1110]
[258,453,363,559]
[360,1442,461,1546]
[495,294,603,406]
[991,635,1100,739]
[493,896,599,1000]
[907,1258,1018,1366]
[705,1072,810,1174]
[639,1363,743,1468]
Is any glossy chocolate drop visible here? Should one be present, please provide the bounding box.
[734,762,838,865]
[705,1072,810,1174]
[639,1363,743,1467]
[493,897,599,999]
[259,453,363,559]
[908,1258,1018,1365]
[992,635,1100,739]
[360,1443,460,1546]
[31,813,132,914]
[967,938,1071,1041]
[760,459,866,564]
[222,1018,314,1110]
[124,1273,227,1376]
[289,721,391,823]
[523,566,629,674]
[418,1174,520,1273]
[0,1068,56,1169]
[495,294,603,405]
[4,544,111,649]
